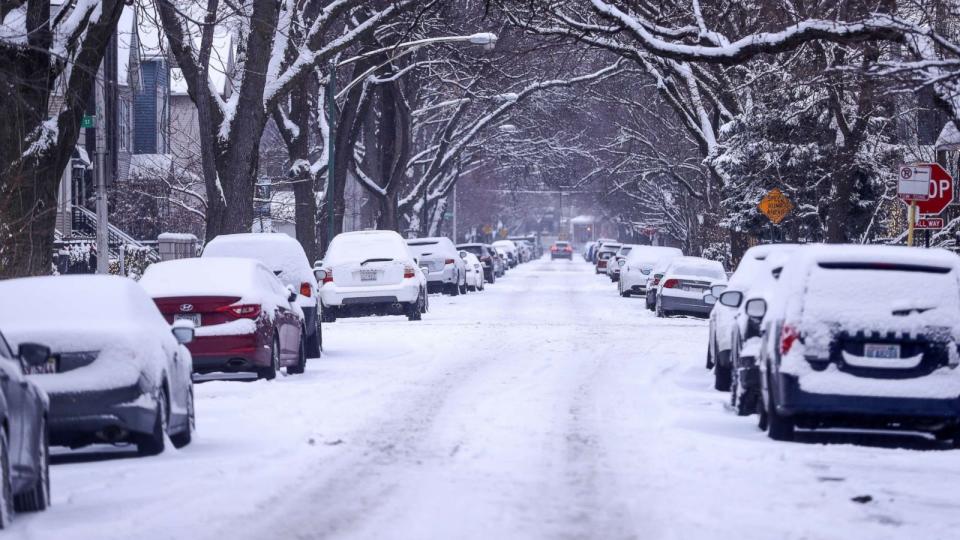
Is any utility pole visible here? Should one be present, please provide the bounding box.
[325,62,337,251]
[95,62,110,274]
[452,184,458,242]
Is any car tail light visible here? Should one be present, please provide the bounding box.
[445,258,455,265]
[662,279,678,289]
[780,324,799,355]
[551,246,557,252]
[404,266,416,278]
[217,304,261,319]
[564,247,572,252]
[652,277,661,286]
[300,282,312,297]
[321,268,333,284]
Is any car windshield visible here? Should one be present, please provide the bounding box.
[459,245,484,256]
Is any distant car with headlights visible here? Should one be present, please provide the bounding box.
[201,233,322,358]
[619,246,683,298]
[141,257,306,380]
[317,230,428,321]
[757,245,960,443]
[408,237,468,295]
[0,276,195,456]
[0,329,51,525]
[654,256,726,318]
[550,241,573,260]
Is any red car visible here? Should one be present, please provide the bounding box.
[139,257,306,380]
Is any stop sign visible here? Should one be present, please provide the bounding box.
[903,163,954,215]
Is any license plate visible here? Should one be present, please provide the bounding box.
[175,313,201,327]
[357,270,378,282]
[24,357,56,375]
[864,343,900,359]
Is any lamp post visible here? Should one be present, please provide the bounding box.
[323,32,497,252]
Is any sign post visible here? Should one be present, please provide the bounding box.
[898,163,953,247]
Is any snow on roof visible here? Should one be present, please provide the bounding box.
[202,233,316,288]
[117,6,138,88]
[157,232,198,242]
[936,121,960,151]
[140,256,283,306]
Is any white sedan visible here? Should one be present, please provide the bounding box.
[461,251,485,292]
[317,230,428,322]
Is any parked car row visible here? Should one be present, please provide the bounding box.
[703,244,960,446]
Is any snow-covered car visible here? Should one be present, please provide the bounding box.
[705,244,798,391]
[201,232,323,358]
[456,243,498,283]
[492,240,519,268]
[645,257,677,311]
[0,330,51,524]
[583,241,598,262]
[654,256,726,318]
[317,230,428,321]
[461,251,485,292]
[755,245,960,443]
[0,276,195,456]
[407,237,468,295]
[713,250,794,415]
[550,241,573,260]
[619,246,683,298]
[509,236,541,259]
[140,257,306,380]
[493,246,511,273]
[606,244,634,282]
[594,242,622,274]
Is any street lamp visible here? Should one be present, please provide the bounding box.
[324,32,497,251]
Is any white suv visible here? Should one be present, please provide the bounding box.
[316,231,428,322]
[407,237,468,296]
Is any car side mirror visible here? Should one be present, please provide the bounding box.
[745,298,768,319]
[719,290,743,308]
[313,259,323,268]
[286,284,298,302]
[459,251,467,259]
[171,320,195,345]
[618,259,626,267]
[18,343,51,368]
[313,268,327,282]
[704,294,717,306]
[710,284,727,297]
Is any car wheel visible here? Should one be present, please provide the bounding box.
[138,386,168,456]
[713,362,731,392]
[459,279,468,295]
[730,368,752,417]
[320,306,337,323]
[287,331,307,375]
[305,318,321,358]
[260,335,280,380]
[449,282,460,296]
[0,429,12,529]
[766,375,795,442]
[655,296,667,318]
[14,413,49,513]
[170,388,195,449]
[420,288,429,313]
[406,294,423,321]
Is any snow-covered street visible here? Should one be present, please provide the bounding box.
[9,258,960,540]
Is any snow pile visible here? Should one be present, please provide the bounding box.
[0,275,178,394]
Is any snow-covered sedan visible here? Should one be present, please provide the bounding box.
[201,233,323,358]
[407,237,468,296]
[654,256,727,318]
[705,244,798,391]
[0,330,51,526]
[619,246,683,298]
[140,257,306,380]
[456,243,498,283]
[594,242,622,275]
[606,244,634,281]
[756,245,960,443]
[461,251,485,292]
[0,276,196,456]
[492,240,519,268]
[317,230,428,321]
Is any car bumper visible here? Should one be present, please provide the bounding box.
[424,266,458,285]
[188,333,271,373]
[774,373,960,423]
[47,385,158,446]
[660,294,712,316]
[551,252,572,259]
[321,281,420,306]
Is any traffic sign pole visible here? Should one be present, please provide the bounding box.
[907,200,916,247]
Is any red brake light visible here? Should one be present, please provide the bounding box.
[445,258,455,265]
[662,279,678,289]
[322,268,333,284]
[780,324,799,355]
[300,282,312,297]
[564,247,572,252]
[217,304,261,319]
[652,277,661,286]
[404,266,416,279]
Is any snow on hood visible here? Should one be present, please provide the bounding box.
[0,275,178,394]
[624,246,683,270]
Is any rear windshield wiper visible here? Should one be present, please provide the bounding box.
[360,258,393,266]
